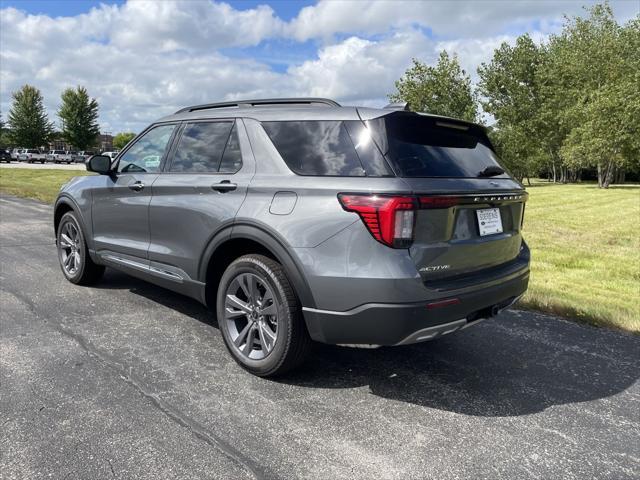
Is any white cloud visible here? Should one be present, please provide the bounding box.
[287,0,639,41]
[1,1,637,133]
[287,30,435,105]
[109,0,284,52]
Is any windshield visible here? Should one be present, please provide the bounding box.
[367,112,508,179]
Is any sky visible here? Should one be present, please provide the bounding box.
[1,0,638,134]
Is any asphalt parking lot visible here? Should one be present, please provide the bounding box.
[1,194,638,480]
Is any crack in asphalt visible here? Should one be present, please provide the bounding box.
[3,285,274,480]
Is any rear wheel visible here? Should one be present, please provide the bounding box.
[57,211,105,285]
[216,254,311,377]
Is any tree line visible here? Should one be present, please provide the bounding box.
[1,85,136,151]
[390,3,639,188]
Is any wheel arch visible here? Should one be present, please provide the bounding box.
[199,223,316,310]
[53,196,91,248]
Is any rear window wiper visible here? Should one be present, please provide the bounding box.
[478,165,505,177]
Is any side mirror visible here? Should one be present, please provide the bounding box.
[86,155,113,174]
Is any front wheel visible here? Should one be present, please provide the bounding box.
[57,211,105,285]
[216,254,311,377]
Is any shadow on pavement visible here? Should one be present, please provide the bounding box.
[96,270,640,418]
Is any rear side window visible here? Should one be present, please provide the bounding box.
[170,121,242,173]
[368,113,508,178]
[263,121,394,177]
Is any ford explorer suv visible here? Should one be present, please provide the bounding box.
[54,98,530,377]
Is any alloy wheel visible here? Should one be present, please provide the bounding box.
[224,272,278,360]
[58,221,82,276]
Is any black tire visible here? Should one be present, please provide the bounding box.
[216,254,311,377]
[56,211,105,285]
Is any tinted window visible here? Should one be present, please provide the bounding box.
[170,121,238,173]
[262,121,365,176]
[219,123,242,173]
[368,113,507,178]
[117,124,175,173]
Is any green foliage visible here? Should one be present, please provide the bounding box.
[478,34,545,180]
[390,3,639,188]
[113,132,136,150]
[58,86,100,150]
[539,3,639,187]
[390,51,478,122]
[7,85,54,147]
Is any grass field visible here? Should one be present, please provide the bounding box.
[520,181,639,333]
[0,168,92,204]
[1,168,638,333]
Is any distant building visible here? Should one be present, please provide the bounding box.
[46,133,113,152]
[98,133,114,152]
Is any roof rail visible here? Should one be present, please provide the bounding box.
[175,97,341,114]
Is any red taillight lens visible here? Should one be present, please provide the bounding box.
[338,194,415,248]
[418,196,461,209]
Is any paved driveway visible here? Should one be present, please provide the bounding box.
[1,195,638,479]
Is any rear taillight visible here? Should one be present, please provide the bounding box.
[338,194,416,248]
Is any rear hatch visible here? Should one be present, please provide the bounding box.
[365,111,528,286]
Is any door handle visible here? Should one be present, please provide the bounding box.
[211,180,237,192]
[129,181,145,192]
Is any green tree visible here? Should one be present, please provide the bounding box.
[541,3,639,187]
[390,51,478,122]
[7,85,53,147]
[477,34,545,182]
[113,132,136,150]
[58,86,100,150]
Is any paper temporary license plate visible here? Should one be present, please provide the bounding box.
[476,208,503,236]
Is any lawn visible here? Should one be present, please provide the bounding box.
[520,181,639,333]
[1,168,638,333]
[0,168,92,204]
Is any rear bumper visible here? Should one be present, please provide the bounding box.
[302,269,529,346]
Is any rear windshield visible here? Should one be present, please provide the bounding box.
[367,112,508,178]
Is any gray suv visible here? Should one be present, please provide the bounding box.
[54,98,529,376]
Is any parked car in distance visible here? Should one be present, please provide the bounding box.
[20,149,46,163]
[46,150,70,163]
[10,148,23,160]
[0,149,11,162]
[54,97,530,377]
[66,151,83,163]
[77,151,96,162]
[101,151,120,160]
